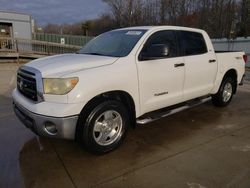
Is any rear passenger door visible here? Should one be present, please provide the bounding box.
[179,31,217,101]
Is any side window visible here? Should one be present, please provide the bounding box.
[139,30,178,60]
[180,31,207,56]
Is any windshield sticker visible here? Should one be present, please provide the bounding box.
[126,31,142,35]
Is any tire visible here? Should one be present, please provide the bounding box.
[212,76,235,107]
[77,100,129,154]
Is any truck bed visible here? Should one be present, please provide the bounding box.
[215,51,241,53]
[215,51,245,85]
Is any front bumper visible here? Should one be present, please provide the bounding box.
[13,101,78,140]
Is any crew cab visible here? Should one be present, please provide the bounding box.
[12,26,247,154]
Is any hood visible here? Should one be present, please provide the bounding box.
[26,53,119,77]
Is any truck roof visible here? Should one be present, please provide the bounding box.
[116,26,205,33]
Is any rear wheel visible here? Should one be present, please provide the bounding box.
[77,100,129,154]
[212,77,235,107]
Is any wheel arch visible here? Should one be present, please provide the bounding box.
[222,69,238,94]
[75,90,136,140]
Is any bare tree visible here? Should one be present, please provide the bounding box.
[42,0,248,38]
[237,0,250,37]
[102,0,126,27]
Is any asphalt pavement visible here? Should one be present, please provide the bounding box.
[1,63,250,188]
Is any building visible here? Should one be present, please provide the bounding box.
[0,10,33,40]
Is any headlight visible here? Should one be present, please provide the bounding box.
[43,77,79,95]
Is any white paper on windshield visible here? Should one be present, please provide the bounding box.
[126,31,142,35]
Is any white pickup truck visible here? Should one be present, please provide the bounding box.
[13,26,247,154]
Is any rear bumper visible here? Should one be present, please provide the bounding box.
[13,101,78,140]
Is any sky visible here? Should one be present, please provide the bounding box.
[0,0,108,25]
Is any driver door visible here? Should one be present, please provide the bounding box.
[137,30,185,114]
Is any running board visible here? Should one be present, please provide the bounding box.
[136,96,211,125]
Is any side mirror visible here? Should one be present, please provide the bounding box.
[140,44,170,61]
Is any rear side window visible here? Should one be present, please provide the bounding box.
[180,31,207,56]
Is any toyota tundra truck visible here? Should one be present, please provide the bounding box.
[12,26,247,154]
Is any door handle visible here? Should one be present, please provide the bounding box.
[174,63,185,67]
[209,59,216,63]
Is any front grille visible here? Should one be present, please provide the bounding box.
[17,68,38,101]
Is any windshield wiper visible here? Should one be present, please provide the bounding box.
[82,52,106,56]
[77,52,120,57]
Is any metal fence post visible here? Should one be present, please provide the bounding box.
[15,39,20,65]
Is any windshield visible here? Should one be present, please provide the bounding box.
[78,29,147,57]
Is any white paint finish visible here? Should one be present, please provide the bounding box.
[211,51,245,94]
[183,52,217,100]
[66,56,141,117]
[12,26,246,119]
[43,93,68,104]
[136,57,185,114]
[27,53,118,77]
[12,89,85,117]
[183,31,218,100]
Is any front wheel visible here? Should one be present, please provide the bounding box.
[212,77,235,107]
[78,100,129,154]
